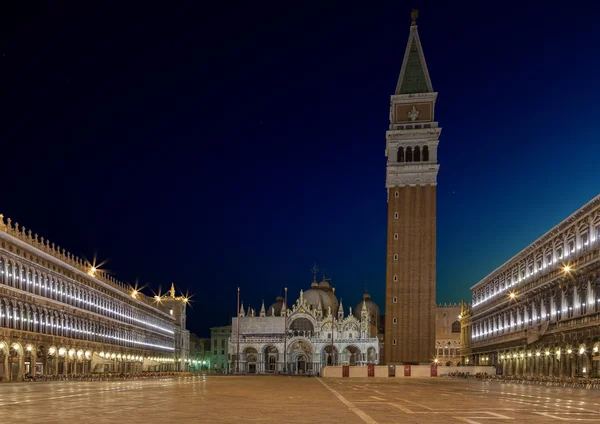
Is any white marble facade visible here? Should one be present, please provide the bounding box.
[229,286,379,375]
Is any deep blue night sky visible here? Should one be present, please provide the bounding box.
[2,2,599,337]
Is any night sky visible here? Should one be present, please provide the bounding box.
[2,3,599,337]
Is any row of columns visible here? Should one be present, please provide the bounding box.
[467,347,600,378]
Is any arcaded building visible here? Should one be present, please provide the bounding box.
[385,12,440,364]
[460,195,600,377]
[0,214,190,381]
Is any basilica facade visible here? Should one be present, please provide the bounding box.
[228,276,380,375]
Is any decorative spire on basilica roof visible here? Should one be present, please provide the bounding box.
[311,263,319,287]
[239,302,245,317]
[260,300,266,317]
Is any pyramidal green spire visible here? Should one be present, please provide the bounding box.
[395,21,433,95]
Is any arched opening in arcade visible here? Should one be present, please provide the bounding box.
[244,347,258,374]
[0,341,7,380]
[9,343,22,381]
[342,346,360,365]
[289,340,312,374]
[367,347,377,363]
[263,345,278,373]
[323,345,338,366]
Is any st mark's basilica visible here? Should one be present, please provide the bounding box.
[228,270,381,375]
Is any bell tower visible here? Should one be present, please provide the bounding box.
[384,10,440,364]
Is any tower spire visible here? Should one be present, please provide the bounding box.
[395,10,433,95]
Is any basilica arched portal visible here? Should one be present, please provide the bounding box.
[288,340,312,374]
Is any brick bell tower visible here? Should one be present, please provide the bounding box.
[384,10,440,364]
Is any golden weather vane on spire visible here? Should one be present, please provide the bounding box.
[411,8,419,26]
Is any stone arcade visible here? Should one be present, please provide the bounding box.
[0,214,190,381]
[461,194,600,377]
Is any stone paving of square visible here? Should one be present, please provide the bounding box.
[0,375,599,423]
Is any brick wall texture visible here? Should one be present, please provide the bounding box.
[384,185,436,364]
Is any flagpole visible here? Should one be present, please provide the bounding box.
[283,287,288,374]
[236,287,240,373]
[331,288,336,366]
[331,316,335,366]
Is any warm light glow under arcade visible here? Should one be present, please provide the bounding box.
[563,265,572,273]
[509,292,516,300]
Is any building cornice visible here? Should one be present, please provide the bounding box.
[470,194,600,291]
[0,230,173,320]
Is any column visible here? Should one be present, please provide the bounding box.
[3,354,8,381]
[18,353,25,381]
[559,355,564,378]
[584,353,590,377]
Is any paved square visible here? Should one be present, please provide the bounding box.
[0,376,599,423]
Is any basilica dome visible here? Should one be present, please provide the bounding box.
[268,296,285,316]
[318,277,338,314]
[353,291,380,328]
[303,279,332,312]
